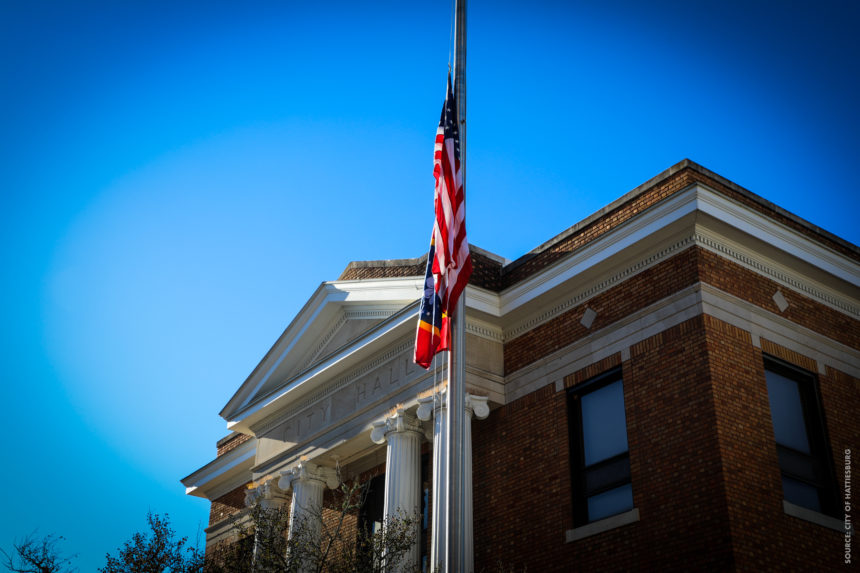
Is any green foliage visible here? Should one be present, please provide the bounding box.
[99,512,203,573]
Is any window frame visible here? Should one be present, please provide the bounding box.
[763,355,839,518]
[566,367,633,526]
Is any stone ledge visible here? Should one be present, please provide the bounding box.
[783,501,851,535]
[565,507,640,542]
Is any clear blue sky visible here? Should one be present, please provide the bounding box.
[1,0,858,569]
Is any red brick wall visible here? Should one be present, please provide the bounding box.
[474,316,739,571]
[216,433,251,457]
[623,316,735,571]
[475,302,855,571]
[209,482,252,527]
[504,246,701,374]
[759,335,859,544]
[704,317,849,571]
[472,383,574,572]
[697,249,858,350]
[505,244,858,377]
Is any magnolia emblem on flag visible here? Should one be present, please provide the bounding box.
[414,74,472,369]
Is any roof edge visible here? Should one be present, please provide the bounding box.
[686,161,859,257]
[503,159,858,276]
[337,244,507,280]
[339,255,426,274]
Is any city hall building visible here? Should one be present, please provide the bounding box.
[182,160,858,571]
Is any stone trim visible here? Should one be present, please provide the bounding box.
[301,308,401,372]
[505,160,857,283]
[504,235,698,341]
[505,285,703,402]
[183,438,257,500]
[253,337,415,436]
[565,508,640,542]
[699,283,860,379]
[693,231,859,317]
[302,313,349,371]
[204,508,253,548]
[465,318,505,342]
[505,282,860,403]
[783,501,850,534]
[504,228,858,347]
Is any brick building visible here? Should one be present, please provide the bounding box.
[182,159,858,571]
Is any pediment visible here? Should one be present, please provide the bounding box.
[220,277,423,428]
[280,309,393,382]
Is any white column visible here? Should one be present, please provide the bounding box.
[278,461,339,571]
[463,394,488,571]
[417,391,489,573]
[370,407,423,571]
[417,392,447,572]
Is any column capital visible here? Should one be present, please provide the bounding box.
[244,479,289,508]
[278,461,340,491]
[466,394,490,420]
[370,407,423,444]
[416,391,446,421]
[416,390,489,420]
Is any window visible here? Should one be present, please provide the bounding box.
[764,357,838,517]
[358,475,385,535]
[567,368,633,525]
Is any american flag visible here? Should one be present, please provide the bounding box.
[414,74,472,369]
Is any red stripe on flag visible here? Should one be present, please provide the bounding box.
[413,74,471,369]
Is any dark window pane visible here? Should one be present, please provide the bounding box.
[765,369,811,454]
[422,488,429,530]
[359,475,385,534]
[581,380,629,465]
[776,446,818,482]
[587,483,633,522]
[782,476,821,512]
[584,456,631,494]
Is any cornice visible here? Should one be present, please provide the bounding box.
[694,185,859,285]
[504,281,860,402]
[344,309,401,320]
[251,337,415,437]
[182,438,256,500]
[503,159,858,276]
[499,183,700,314]
[504,234,698,341]
[222,179,858,434]
[465,316,505,343]
[462,284,500,316]
[499,184,859,343]
[693,230,859,317]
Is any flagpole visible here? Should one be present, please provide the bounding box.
[446,0,468,571]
